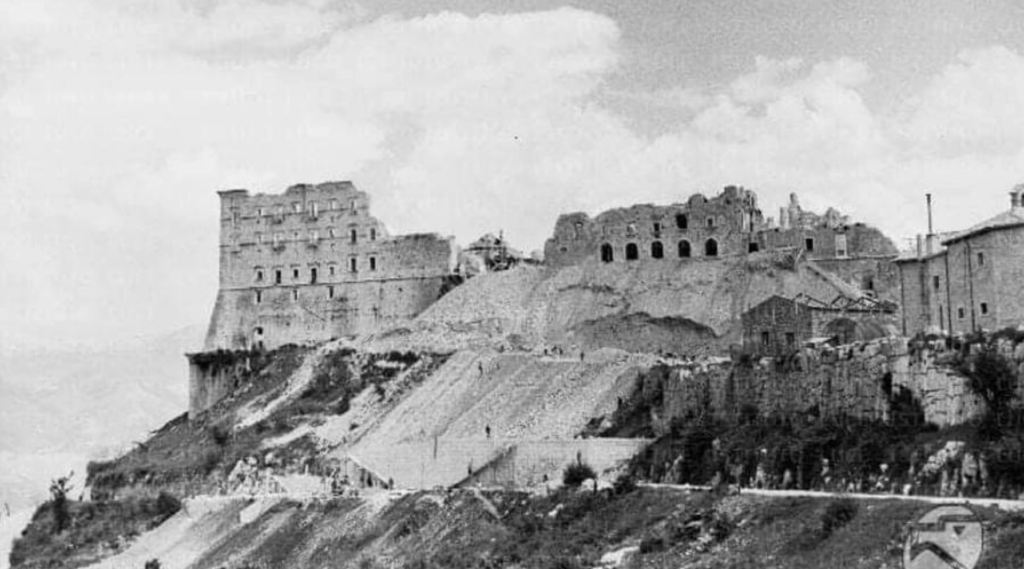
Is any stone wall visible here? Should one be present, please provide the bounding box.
[205,182,455,350]
[664,337,987,428]
[187,352,253,418]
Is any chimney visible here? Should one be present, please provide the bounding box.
[779,207,789,230]
[1011,183,1024,210]
[916,234,924,259]
[926,234,938,256]
[926,193,933,235]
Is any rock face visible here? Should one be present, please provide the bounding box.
[663,338,987,428]
[389,251,864,355]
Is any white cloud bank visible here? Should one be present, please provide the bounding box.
[2,0,1024,347]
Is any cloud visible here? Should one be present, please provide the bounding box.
[4,1,1024,349]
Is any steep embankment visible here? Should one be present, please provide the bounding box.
[374,253,861,355]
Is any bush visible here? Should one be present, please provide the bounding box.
[638,534,667,554]
[612,472,637,495]
[144,559,161,569]
[562,461,596,487]
[820,498,858,536]
[155,491,182,521]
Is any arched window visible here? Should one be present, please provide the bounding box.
[600,243,614,263]
[625,243,639,260]
[678,240,691,258]
[676,213,688,229]
[350,228,358,244]
[651,241,664,259]
[705,238,719,257]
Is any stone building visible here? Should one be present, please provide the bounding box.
[543,187,898,299]
[741,294,896,356]
[897,184,1024,336]
[201,181,455,351]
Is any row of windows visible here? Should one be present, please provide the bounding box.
[599,239,721,262]
[254,285,341,304]
[255,257,378,284]
[937,302,991,322]
[254,227,377,246]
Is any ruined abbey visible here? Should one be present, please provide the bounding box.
[202,181,455,351]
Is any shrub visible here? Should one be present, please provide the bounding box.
[144,559,161,569]
[155,491,182,521]
[562,461,596,487]
[612,472,637,495]
[638,534,667,554]
[820,498,858,536]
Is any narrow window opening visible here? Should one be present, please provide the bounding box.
[805,238,815,252]
[653,222,662,235]
[981,302,989,315]
[978,252,985,266]
[350,258,357,273]
[275,270,282,285]
[625,243,639,260]
[369,257,377,271]
[350,229,358,244]
[370,228,377,241]
[836,234,848,257]
[292,268,299,279]
[600,243,614,263]
[933,275,940,290]
[255,290,262,304]
[328,286,335,299]
[958,307,965,319]
[329,265,336,277]
[651,241,664,259]
[939,305,944,324]
[676,213,688,230]
[678,240,691,258]
[761,331,770,347]
[748,242,759,253]
[256,270,264,282]
[310,267,318,284]
[292,289,299,301]
[706,217,715,228]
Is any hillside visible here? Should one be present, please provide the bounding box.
[366,251,864,355]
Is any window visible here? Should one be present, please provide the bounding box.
[309,202,319,218]
[350,228,358,244]
[651,241,664,259]
[573,222,583,239]
[293,268,299,279]
[329,265,336,277]
[676,214,688,229]
[329,228,336,238]
[626,223,637,237]
[705,238,718,257]
[785,332,796,348]
[978,252,985,266]
[836,234,848,257]
[939,305,943,323]
[370,228,377,241]
[292,202,301,213]
[275,270,282,285]
[748,242,759,253]
[600,243,614,263]
[707,217,715,228]
[369,256,377,271]
[256,269,264,282]
[933,276,940,290]
[350,200,357,210]
[958,307,965,319]
[625,243,639,260]
[328,286,335,299]
[805,238,815,252]
[310,267,318,284]
[292,289,299,301]
[761,331,770,346]
[255,290,262,304]
[350,258,357,273]
[981,302,989,315]
[653,222,662,235]
[678,240,691,258]
[257,207,265,217]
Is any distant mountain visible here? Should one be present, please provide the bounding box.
[0,323,203,510]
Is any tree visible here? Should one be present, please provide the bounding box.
[49,471,73,534]
[964,348,1018,438]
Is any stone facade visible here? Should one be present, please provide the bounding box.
[203,181,455,350]
[897,184,1024,336]
[543,187,898,299]
[741,294,896,356]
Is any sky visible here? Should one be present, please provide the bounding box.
[3,0,1024,350]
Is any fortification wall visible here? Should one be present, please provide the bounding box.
[187,353,253,418]
[205,181,454,350]
[664,338,986,428]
